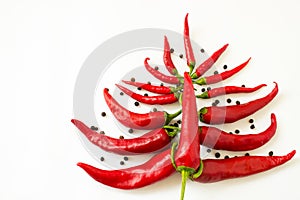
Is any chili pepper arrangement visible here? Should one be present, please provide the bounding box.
[72,13,295,200]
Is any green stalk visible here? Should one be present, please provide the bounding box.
[189,63,195,75]
[193,77,206,85]
[180,170,189,200]
[165,109,182,125]
[196,91,209,99]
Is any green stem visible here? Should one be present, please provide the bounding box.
[179,93,183,105]
[196,91,209,99]
[170,142,178,169]
[189,63,195,75]
[165,109,182,125]
[171,85,183,93]
[164,126,180,137]
[192,160,204,179]
[190,72,198,79]
[180,170,188,200]
[198,107,208,123]
[163,126,180,131]
[193,77,206,85]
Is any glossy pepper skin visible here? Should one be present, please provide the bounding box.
[115,84,179,105]
[144,58,180,84]
[199,82,278,124]
[184,13,196,73]
[200,114,277,151]
[71,119,173,155]
[196,84,266,99]
[191,44,229,79]
[103,88,181,129]
[77,149,175,189]
[77,150,296,188]
[196,150,296,183]
[195,58,251,85]
[163,36,178,75]
[173,72,201,200]
[122,80,174,94]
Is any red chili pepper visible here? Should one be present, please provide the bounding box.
[144,58,180,84]
[115,84,179,105]
[122,80,174,94]
[77,149,296,189]
[195,58,251,85]
[77,149,175,189]
[196,150,296,183]
[171,72,201,200]
[191,44,229,79]
[199,82,278,124]
[184,13,195,73]
[71,119,176,154]
[104,88,181,129]
[196,84,266,99]
[163,36,178,75]
[200,114,276,151]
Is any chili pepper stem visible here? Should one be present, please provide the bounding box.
[194,78,206,85]
[196,91,209,99]
[189,63,195,75]
[171,142,178,169]
[164,126,180,137]
[165,109,182,125]
[180,170,188,200]
[171,87,182,93]
[192,160,204,179]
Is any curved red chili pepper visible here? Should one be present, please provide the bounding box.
[195,58,251,85]
[115,84,179,105]
[196,84,267,99]
[104,88,181,129]
[199,82,278,124]
[122,80,174,94]
[71,119,174,154]
[191,44,229,79]
[196,150,296,183]
[184,13,195,72]
[77,144,295,189]
[200,114,276,151]
[144,58,180,84]
[163,36,178,75]
[77,149,175,189]
[172,72,201,200]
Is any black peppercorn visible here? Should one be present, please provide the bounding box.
[215,152,221,158]
[90,126,98,131]
[128,128,134,133]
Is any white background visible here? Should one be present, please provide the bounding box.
[2,0,300,199]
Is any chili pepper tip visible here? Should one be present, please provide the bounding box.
[77,162,84,167]
[289,150,296,157]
